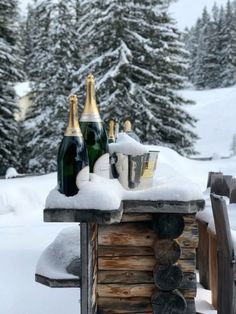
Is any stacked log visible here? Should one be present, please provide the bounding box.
[96,213,198,314]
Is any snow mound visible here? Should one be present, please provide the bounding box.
[5,167,19,179]
[46,174,124,211]
[36,226,80,279]
[109,133,149,156]
[46,173,203,211]
[0,173,56,215]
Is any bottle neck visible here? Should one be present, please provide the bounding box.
[65,97,82,136]
[115,122,119,139]
[108,120,115,141]
[124,120,132,133]
[80,74,101,122]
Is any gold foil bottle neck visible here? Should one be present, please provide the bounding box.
[124,120,132,132]
[65,95,82,136]
[80,74,101,122]
[108,119,115,139]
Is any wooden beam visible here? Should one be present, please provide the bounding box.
[98,222,156,247]
[123,200,205,214]
[97,297,152,313]
[98,245,153,257]
[44,207,123,224]
[97,283,154,298]
[35,273,80,288]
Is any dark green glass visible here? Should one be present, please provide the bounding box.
[57,95,88,197]
[80,74,109,174]
[80,121,108,173]
[57,135,88,196]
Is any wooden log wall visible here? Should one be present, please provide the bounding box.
[96,213,198,314]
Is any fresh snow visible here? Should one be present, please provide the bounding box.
[46,174,123,211]
[36,226,80,279]
[14,81,31,97]
[46,169,203,211]
[109,133,149,156]
[1,145,236,313]
[181,85,236,158]
[1,86,236,313]
[0,173,79,314]
[5,167,19,179]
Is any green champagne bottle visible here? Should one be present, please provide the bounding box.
[80,74,109,177]
[57,95,89,197]
[108,119,115,143]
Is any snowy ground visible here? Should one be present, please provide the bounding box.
[2,149,235,313]
[1,86,236,313]
[181,85,236,158]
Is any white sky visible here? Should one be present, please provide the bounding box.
[19,0,229,30]
[170,0,229,30]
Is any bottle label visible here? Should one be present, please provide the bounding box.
[93,153,110,178]
[80,113,102,122]
[65,127,82,136]
[141,160,156,178]
[76,166,89,189]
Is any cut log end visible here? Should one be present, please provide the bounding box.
[151,290,187,314]
[153,264,184,291]
[152,213,185,239]
[153,239,181,265]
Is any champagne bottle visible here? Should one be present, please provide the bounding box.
[108,119,115,143]
[57,95,89,197]
[80,74,109,177]
[115,121,119,140]
[123,119,140,142]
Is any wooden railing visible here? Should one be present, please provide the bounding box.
[211,193,236,314]
[197,172,236,313]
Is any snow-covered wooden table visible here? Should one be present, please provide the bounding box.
[39,175,204,314]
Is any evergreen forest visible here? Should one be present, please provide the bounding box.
[184,0,236,89]
[1,0,201,175]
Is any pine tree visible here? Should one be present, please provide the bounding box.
[184,2,236,89]
[0,0,24,175]
[219,0,236,87]
[21,3,36,75]
[74,0,197,156]
[193,7,212,89]
[24,0,78,173]
[203,4,221,88]
[183,19,201,87]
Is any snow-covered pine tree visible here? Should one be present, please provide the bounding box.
[74,0,197,156]
[21,3,36,75]
[203,4,221,89]
[219,0,236,87]
[192,7,211,89]
[0,0,24,175]
[183,19,202,87]
[24,0,78,173]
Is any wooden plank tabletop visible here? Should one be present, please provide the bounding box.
[44,199,204,224]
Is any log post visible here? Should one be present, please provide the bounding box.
[153,239,181,265]
[151,290,187,314]
[152,213,185,239]
[153,263,183,291]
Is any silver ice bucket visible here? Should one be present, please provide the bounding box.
[111,150,159,190]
